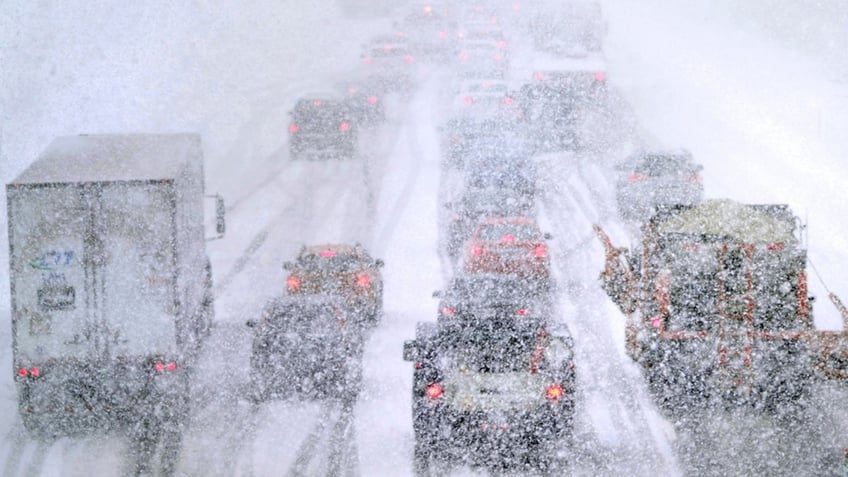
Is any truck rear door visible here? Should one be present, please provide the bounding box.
[98,182,177,359]
[9,185,93,363]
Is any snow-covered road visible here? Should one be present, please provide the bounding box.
[1,1,847,475]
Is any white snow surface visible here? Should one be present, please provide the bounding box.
[1,0,847,475]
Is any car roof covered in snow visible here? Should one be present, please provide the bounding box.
[655,199,799,245]
[11,133,201,185]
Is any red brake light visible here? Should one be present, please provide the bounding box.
[339,121,350,132]
[154,362,165,373]
[471,246,484,256]
[503,97,514,105]
[425,383,444,400]
[546,384,564,401]
[767,243,785,251]
[628,173,647,183]
[516,309,528,316]
[501,234,515,243]
[441,307,456,316]
[287,276,301,290]
[458,52,468,61]
[312,99,322,106]
[497,40,507,49]
[367,95,378,105]
[533,245,548,258]
[320,249,337,258]
[356,274,371,287]
[289,123,299,134]
[464,96,473,105]
[404,54,414,63]
[594,71,606,82]
[166,362,176,372]
[18,367,28,377]
[30,367,40,377]
[533,72,544,81]
[363,57,372,65]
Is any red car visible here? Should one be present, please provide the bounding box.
[284,244,384,323]
[463,217,552,282]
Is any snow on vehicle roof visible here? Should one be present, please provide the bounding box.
[656,199,799,245]
[11,133,201,185]
[514,50,607,76]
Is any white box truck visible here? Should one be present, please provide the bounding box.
[7,133,223,437]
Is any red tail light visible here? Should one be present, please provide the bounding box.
[471,246,484,256]
[356,274,371,287]
[534,72,543,80]
[312,99,322,106]
[464,96,473,104]
[348,86,358,94]
[439,31,447,39]
[503,97,514,105]
[154,362,177,373]
[628,173,647,183]
[458,52,468,61]
[516,308,529,316]
[497,40,507,49]
[30,367,40,377]
[689,173,702,182]
[287,276,301,290]
[363,57,372,65]
[288,123,299,134]
[320,249,337,258]
[501,234,515,243]
[533,245,548,258]
[767,243,785,251]
[367,95,378,105]
[594,71,606,82]
[546,384,564,401]
[425,383,444,400]
[441,307,456,316]
[18,367,28,377]
[339,121,351,132]
[404,55,414,64]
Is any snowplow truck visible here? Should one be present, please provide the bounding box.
[7,134,224,437]
[593,199,848,412]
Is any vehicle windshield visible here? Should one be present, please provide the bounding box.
[296,252,361,273]
[439,318,539,373]
[476,222,539,242]
[292,101,348,129]
[637,155,691,176]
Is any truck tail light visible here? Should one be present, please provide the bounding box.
[471,246,484,256]
[425,383,444,400]
[154,362,178,373]
[628,173,647,183]
[546,384,564,402]
[339,121,351,132]
[288,123,299,134]
[533,245,548,258]
[355,274,371,287]
[287,276,301,290]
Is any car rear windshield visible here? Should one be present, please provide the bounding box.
[292,101,348,128]
[296,252,361,273]
[440,319,538,372]
[477,223,539,241]
[637,155,691,176]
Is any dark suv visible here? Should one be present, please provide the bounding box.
[246,295,365,403]
[288,95,357,160]
[404,314,576,474]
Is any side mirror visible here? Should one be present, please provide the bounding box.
[543,232,553,240]
[205,194,226,240]
[432,290,442,298]
[245,319,257,328]
[403,340,419,361]
[283,262,294,271]
[215,195,226,237]
[375,258,385,268]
